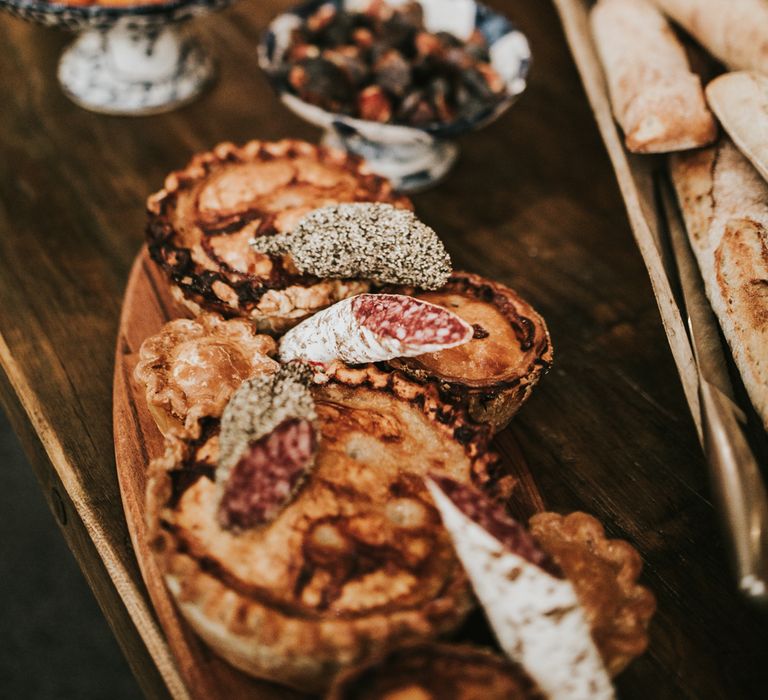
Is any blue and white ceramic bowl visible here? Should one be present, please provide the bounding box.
[259,0,531,191]
[0,0,232,114]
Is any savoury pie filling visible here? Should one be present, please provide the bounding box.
[147,141,411,326]
[392,273,552,388]
[161,379,495,620]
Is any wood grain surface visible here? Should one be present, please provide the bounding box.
[0,1,766,698]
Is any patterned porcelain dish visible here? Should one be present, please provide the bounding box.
[0,0,231,114]
[259,0,531,191]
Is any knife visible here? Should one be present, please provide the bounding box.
[659,175,768,606]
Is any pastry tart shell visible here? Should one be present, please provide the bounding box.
[146,140,411,333]
[327,642,544,700]
[387,272,553,431]
[133,313,279,438]
[530,511,656,676]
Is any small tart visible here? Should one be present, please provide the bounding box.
[134,313,278,437]
[387,272,553,431]
[146,365,500,691]
[529,512,656,677]
[327,643,544,700]
[146,140,412,333]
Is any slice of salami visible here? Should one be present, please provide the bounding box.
[249,202,452,290]
[426,477,615,700]
[219,418,317,530]
[217,364,318,530]
[428,474,562,578]
[279,293,474,366]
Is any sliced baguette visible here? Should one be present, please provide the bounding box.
[652,0,768,75]
[706,71,768,184]
[590,0,716,153]
[670,139,768,429]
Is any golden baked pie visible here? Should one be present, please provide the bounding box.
[387,272,553,430]
[327,643,544,700]
[529,511,656,677]
[146,140,411,333]
[133,313,278,437]
[146,364,499,692]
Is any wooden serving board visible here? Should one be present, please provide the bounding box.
[113,246,545,699]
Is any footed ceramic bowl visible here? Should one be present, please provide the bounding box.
[0,0,231,114]
[259,0,531,191]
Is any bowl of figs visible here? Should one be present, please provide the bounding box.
[259,0,531,191]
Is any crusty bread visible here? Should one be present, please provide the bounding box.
[590,0,716,153]
[670,139,768,429]
[652,0,768,74]
[706,72,768,184]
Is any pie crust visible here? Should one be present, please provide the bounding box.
[133,313,278,437]
[529,511,656,676]
[327,643,544,700]
[146,140,412,333]
[146,365,500,691]
[387,272,553,430]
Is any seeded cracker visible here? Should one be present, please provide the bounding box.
[218,363,317,476]
[250,202,452,289]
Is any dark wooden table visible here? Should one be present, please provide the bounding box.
[0,1,765,698]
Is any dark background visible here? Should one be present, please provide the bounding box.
[0,408,138,698]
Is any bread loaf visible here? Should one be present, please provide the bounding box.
[591,0,716,153]
[706,71,768,184]
[652,0,768,74]
[670,139,768,428]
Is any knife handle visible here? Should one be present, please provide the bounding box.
[700,381,768,608]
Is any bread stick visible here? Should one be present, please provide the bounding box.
[652,0,768,74]
[670,139,768,428]
[591,0,716,153]
[706,71,768,184]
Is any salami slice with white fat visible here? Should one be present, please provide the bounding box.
[279,293,474,367]
[217,364,318,530]
[426,476,615,700]
[219,418,317,530]
[249,202,452,290]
